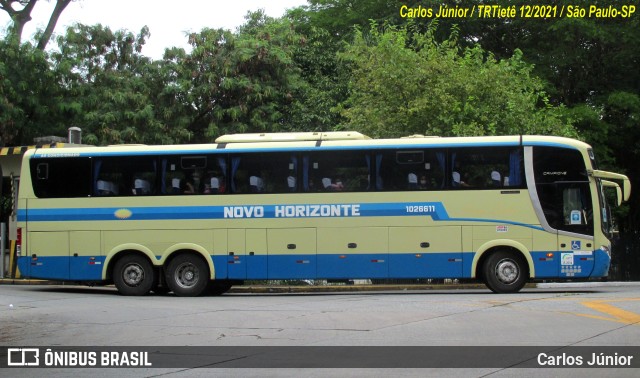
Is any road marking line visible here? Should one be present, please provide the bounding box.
[576,299,640,325]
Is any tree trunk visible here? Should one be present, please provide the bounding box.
[0,0,38,45]
[37,0,72,50]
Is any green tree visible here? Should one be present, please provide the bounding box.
[52,23,191,145]
[173,11,308,141]
[339,23,576,138]
[0,39,65,145]
[299,0,406,40]
[286,7,350,131]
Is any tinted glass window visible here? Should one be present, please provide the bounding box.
[378,149,445,191]
[162,155,226,195]
[533,147,588,184]
[451,148,524,189]
[306,151,370,192]
[30,158,92,198]
[94,156,157,196]
[230,153,297,194]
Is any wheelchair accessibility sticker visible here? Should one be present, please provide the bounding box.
[571,240,581,250]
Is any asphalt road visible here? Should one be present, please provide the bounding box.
[1,282,639,377]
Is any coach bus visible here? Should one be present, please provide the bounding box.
[15,132,630,296]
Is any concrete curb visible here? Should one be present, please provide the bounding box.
[2,279,636,293]
[227,283,492,293]
[0,278,519,292]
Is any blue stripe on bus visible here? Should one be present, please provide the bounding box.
[18,202,544,230]
[17,250,607,282]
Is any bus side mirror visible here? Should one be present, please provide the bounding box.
[601,180,622,206]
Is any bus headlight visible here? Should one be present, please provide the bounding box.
[600,245,611,258]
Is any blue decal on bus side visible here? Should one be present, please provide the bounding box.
[18,202,544,230]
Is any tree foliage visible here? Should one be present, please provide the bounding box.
[0,39,64,145]
[339,23,576,138]
[51,24,190,145]
[172,11,308,141]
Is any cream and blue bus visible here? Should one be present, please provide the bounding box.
[16,132,630,296]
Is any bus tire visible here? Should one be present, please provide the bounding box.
[165,254,209,297]
[482,250,527,293]
[113,254,155,296]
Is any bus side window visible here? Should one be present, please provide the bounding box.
[231,153,296,194]
[377,150,444,191]
[307,151,369,192]
[94,156,156,197]
[31,158,92,198]
[450,148,518,190]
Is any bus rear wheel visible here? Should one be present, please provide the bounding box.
[165,254,209,297]
[113,255,155,296]
[482,250,527,293]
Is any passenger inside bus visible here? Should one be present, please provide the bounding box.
[418,174,429,190]
[183,179,196,194]
[322,177,344,191]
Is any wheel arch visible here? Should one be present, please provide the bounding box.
[104,244,158,281]
[472,239,535,280]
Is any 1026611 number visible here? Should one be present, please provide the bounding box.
[406,205,436,213]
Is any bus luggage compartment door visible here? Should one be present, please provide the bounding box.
[317,227,388,279]
[69,231,102,281]
[389,226,462,278]
[267,228,316,279]
[226,229,246,279]
[27,231,70,280]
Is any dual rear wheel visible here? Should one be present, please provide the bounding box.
[164,254,209,297]
[113,253,214,297]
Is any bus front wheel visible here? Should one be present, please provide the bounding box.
[165,254,209,297]
[113,255,155,296]
[482,250,527,293]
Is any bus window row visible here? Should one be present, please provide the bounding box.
[30,147,525,198]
